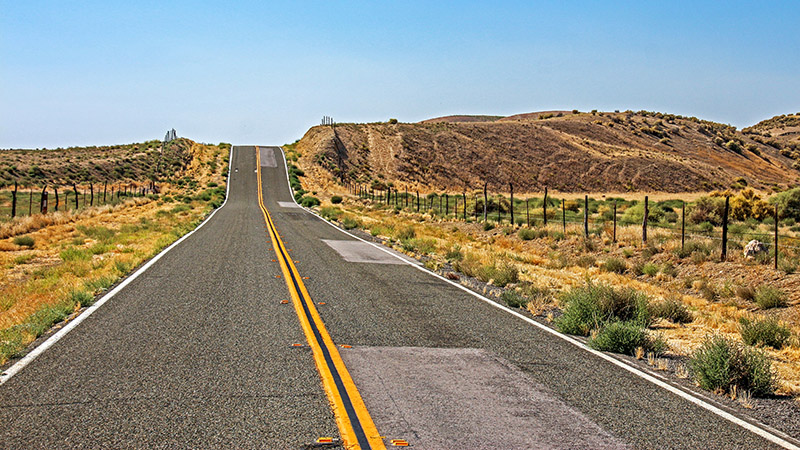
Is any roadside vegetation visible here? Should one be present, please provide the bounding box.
[289,178,800,401]
[0,140,229,365]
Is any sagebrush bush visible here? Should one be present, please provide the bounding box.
[299,196,320,207]
[651,296,692,324]
[518,228,537,240]
[556,284,651,336]
[478,261,519,287]
[739,317,791,349]
[341,217,360,230]
[641,263,659,276]
[68,289,95,307]
[602,257,627,274]
[320,206,342,221]
[13,235,35,248]
[588,321,666,355]
[330,195,343,204]
[754,286,787,309]
[690,334,776,397]
[501,290,528,308]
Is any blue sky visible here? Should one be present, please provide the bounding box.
[1,1,799,148]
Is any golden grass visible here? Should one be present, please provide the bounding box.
[0,142,228,365]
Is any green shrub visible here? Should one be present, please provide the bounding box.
[300,196,321,208]
[320,206,342,221]
[472,260,518,287]
[739,317,791,349]
[331,195,343,204]
[602,257,627,274]
[483,222,495,231]
[690,334,777,397]
[588,321,666,355]
[651,297,692,323]
[13,235,35,248]
[68,289,95,307]
[501,290,528,308]
[642,263,659,276]
[445,245,464,262]
[556,284,651,336]
[341,216,360,230]
[754,286,787,309]
[60,247,90,262]
[518,228,536,240]
[402,238,437,255]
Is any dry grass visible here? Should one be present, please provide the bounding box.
[0,141,228,364]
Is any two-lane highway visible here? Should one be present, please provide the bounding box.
[0,145,794,449]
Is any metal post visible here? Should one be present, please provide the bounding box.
[613,199,617,243]
[642,196,648,244]
[584,195,589,237]
[721,196,729,261]
[543,187,548,226]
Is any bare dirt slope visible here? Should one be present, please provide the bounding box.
[296,111,800,194]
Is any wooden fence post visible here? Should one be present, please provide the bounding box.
[54,186,59,211]
[73,184,79,209]
[11,180,17,218]
[463,191,467,221]
[775,204,779,270]
[681,202,686,252]
[103,181,107,203]
[41,189,48,214]
[613,199,617,243]
[483,182,488,222]
[445,193,449,217]
[642,195,648,244]
[583,195,589,237]
[90,182,94,206]
[416,191,420,211]
[562,199,566,233]
[509,183,514,226]
[40,186,47,213]
[543,187,548,226]
[721,196,729,261]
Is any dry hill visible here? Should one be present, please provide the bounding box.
[295,111,800,194]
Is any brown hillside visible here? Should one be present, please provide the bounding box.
[744,113,800,160]
[420,115,503,124]
[296,111,800,194]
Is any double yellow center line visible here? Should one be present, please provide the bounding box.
[256,147,385,450]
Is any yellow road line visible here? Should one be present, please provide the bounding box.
[256,147,385,450]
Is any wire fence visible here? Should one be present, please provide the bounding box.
[1,180,158,220]
[346,183,800,268]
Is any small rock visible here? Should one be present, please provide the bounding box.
[743,240,768,259]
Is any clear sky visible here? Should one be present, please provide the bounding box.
[2,1,799,149]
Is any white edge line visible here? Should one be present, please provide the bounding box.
[275,146,800,450]
[0,145,235,386]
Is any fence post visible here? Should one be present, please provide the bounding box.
[543,187,548,226]
[613,199,617,243]
[405,188,408,207]
[584,195,589,238]
[526,199,530,227]
[40,186,47,213]
[103,181,107,203]
[721,196,729,261]
[681,202,686,252]
[483,182,488,222]
[74,184,79,209]
[463,191,467,221]
[509,183,514,226]
[41,189,48,214]
[445,193,449,217]
[775,204,779,270]
[562,199,566,233]
[11,180,17,217]
[90,182,94,206]
[642,195,648,244]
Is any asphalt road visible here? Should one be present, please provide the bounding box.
[0,145,792,449]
